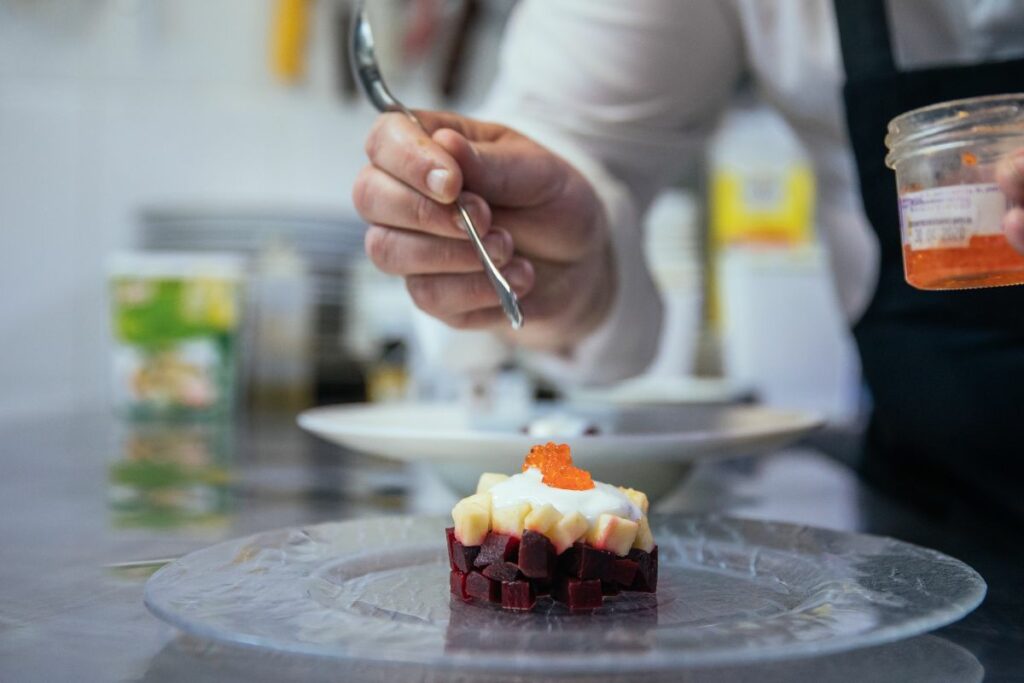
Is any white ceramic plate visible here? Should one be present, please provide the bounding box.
[144,515,986,673]
[298,403,823,498]
[569,375,748,406]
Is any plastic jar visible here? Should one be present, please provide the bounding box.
[885,93,1024,290]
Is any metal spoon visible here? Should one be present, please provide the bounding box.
[104,557,177,570]
[350,3,524,329]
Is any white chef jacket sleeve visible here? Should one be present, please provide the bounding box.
[471,0,745,385]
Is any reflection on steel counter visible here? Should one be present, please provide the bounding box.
[108,420,233,530]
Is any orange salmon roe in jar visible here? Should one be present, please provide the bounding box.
[885,94,1024,290]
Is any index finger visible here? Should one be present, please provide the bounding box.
[364,113,461,204]
[364,111,505,205]
[432,128,566,208]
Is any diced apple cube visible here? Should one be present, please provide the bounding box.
[632,515,655,553]
[452,492,491,546]
[524,503,561,535]
[476,472,509,494]
[618,487,649,515]
[586,513,639,557]
[491,502,531,537]
[548,511,589,554]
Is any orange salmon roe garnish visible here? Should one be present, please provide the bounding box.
[961,151,978,166]
[522,442,594,490]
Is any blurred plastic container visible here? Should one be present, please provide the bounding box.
[709,107,815,248]
[706,106,816,335]
[885,93,1024,290]
[643,189,703,377]
[247,239,314,412]
[718,246,862,422]
[707,105,862,422]
[107,252,244,420]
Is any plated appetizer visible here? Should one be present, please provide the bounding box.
[446,443,657,611]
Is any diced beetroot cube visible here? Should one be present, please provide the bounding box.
[473,532,520,568]
[552,577,603,610]
[572,580,604,609]
[482,561,521,582]
[551,578,569,603]
[609,558,638,587]
[627,546,658,592]
[601,581,620,596]
[558,544,582,575]
[449,569,470,601]
[501,580,536,611]
[518,530,555,579]
[560,542,615,581]
[445,527,457,569]
[465,571,501,603]
[448,534,480,574]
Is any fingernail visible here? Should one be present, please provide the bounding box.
[426,169,449,197]
[506,262,530,289]
[456,194,486,233]
[483,231,509,262]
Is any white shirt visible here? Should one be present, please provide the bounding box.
[464,0,1024,385]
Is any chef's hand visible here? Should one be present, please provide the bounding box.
[353,111,614,351]
[997,149,1024,254]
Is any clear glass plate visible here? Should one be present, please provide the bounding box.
[144,515,986,673]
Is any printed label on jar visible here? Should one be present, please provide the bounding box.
[899,183,1008,250]
[112,338,223,411]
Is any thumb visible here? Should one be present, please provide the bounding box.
[996,148,1024,204]
[1004,207,1024,255]
[432,128,564,208]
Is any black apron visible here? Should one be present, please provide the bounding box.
[833,0,1024,524]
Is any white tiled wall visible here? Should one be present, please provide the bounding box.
[0,0,451,416]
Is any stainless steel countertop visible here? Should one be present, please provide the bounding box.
[0,410,1020,682]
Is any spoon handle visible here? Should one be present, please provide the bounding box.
[454,200,524,329]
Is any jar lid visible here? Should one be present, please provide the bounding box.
[884,93,1024,168]
[107,250,245,280]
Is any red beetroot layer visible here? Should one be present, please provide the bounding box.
[446,528,657,611]
[446,527,479,573]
